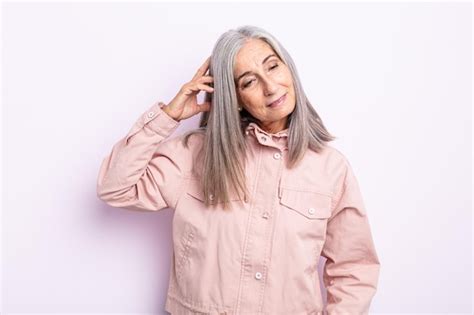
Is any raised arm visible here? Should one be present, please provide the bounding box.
[96,56,214,212]
[96,101,185,211]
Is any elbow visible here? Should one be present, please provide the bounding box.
[96,181,133,207]
[96,184,115,204]
[96,185,109,203]
[96,178,111,202]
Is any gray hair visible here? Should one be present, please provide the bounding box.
[181,25,336,210]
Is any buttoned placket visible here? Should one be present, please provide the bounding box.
[236,124,287,313]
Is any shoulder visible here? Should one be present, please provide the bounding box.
[319,143,354,178]
[323,143,350,164]
[312,143,349,166]
[158,128,205,152]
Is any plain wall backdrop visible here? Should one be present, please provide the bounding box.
[2,1,472,314]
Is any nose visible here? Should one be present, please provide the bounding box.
[262,75,279,96]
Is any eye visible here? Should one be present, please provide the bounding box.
[269,63,279,70]
[243,79,255,88]
[241,62,279,89]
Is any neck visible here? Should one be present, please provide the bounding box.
[258,119,288,134]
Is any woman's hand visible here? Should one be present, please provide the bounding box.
[162,56,214,122]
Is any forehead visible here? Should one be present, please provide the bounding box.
[234,39,277,72]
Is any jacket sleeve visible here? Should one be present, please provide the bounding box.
[96,100,186,212]
[321,158,381,315]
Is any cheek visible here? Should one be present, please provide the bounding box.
[282,70,294,86]
[241,94,268,116]
[240,91,262,106]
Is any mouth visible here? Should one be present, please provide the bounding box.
[267,93,287,108]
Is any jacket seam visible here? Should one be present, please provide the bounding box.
[173,172,191,210]
[329,161,349,218]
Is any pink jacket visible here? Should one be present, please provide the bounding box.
[97,100,381,315]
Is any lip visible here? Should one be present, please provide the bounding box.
[267,93,287,108]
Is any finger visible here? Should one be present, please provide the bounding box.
[192,56,211,81]
[196,83,214,93]
[196,76,214,87]
[197,75,213,83]
[197,101,211,112]
[192,58,209,80]
[181,82,200,95]
[182,82,213,95]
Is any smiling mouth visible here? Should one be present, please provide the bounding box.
[267,93,287,107]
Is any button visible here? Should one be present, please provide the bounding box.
[308,207,315,215]
[273,152,281,159]
[262,212,269,219]
[147,111,155,118]
[329,279,335,285]
[209,194,214,201]
[255,272,262,280]
[260,136,267,142]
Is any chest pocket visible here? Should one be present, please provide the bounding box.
[279,188,333,219]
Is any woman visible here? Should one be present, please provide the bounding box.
[97,25,380,315]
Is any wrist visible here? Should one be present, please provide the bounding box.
[159,103,181,122]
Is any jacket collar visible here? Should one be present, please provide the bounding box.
[245,122,289,138]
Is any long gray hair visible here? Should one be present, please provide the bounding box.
[181,25,336,210]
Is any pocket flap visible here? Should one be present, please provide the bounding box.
[280,188,332,219]
[186,182,242,203]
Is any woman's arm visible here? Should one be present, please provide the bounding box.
[96,101,185,211]
[96,54,213,212]
[321,158,381,314]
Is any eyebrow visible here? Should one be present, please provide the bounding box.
[235,54,277,83]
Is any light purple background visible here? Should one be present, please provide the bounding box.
[2,1,472,314]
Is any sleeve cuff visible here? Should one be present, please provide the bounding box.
[143,101,181,136]
[124,101,180,143]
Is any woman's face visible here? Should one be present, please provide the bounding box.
[234,38,296,133]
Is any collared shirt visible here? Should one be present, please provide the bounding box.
[97,101,381,315]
